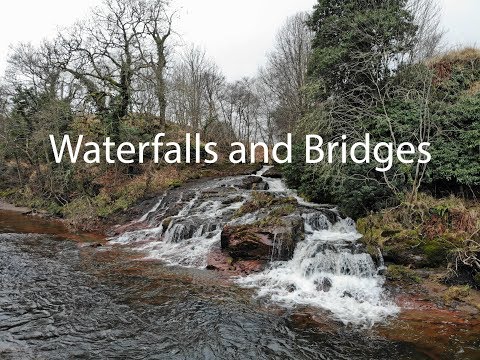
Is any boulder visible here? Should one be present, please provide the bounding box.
[221,215,304,261]
[314,277,333,292]
[239,176,269,191]
[262,167,283,179]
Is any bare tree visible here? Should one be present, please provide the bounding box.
[56,0,150,138]
[5,41,78,103]
[168,46,226,135]
[408,0,445,62]
[138,0,175,128]
[260,12,313,136]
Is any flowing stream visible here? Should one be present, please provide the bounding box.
[110,167,397,326]
[2,174,479,358]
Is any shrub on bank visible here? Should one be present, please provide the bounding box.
[357,195,480,287]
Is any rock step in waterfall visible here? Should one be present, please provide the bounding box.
[109,167,399,325]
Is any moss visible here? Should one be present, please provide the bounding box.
[474,273,480,288]
[270,204,296,217]
[386,265,421,284]
[422,237,457,267]
[162,217,173,229]
[443,285,471,305]
[365,244,379,258]
[235,192,297,218]
[357,195,480,272]
[0,188,18,198]
[166,179,183,189]
[254,216,286,228]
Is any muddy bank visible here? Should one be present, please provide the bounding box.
[0,209,105,243]
[0,201,31,214]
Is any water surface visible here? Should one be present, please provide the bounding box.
[0,210,430,359]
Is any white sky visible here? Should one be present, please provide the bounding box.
[0,0,479,81]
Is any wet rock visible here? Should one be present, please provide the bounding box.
[287,284,297,293]
[302,208,338,226]
[201,187,237,201]
[221,226,272,260]
[222,196,245,205]
[254,182,270,191]
[377,267,387,276]
[262,167,283,179]
[221,215,304,261]
[206,249,266,275]
[109,221,151,236]
[235,260,266,274]
[89,243,103,248]
[315,278,333,292]
[239,176,269,191]
[207,250,234,272]
[304,212,331,231]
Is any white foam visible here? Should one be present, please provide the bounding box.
[237,217,399,326]
[109,167,399,326]
[137,194,166,223]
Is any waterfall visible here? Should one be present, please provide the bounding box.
[236,168,399,326]
[137,194,166,223]
[108,167,399,325]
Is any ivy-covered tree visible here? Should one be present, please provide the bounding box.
[284,0,444,217]
[306,0,417,102]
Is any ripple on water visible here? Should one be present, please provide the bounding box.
[0,232,427,359]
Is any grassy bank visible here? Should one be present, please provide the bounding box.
[357,194,480,310]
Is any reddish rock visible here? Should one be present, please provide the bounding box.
[262,167,283,179]
[239,176,269,190]
[221,215,304,261]
[235,260,266,274]
[207,249,266,275]
[207,249,234,272]
[110,221,150,236]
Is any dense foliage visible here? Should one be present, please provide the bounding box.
[284,0,480,219]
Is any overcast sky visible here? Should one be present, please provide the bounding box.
[0,0,478,81]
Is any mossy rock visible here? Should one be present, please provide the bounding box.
[421,237,458,267]
[162,217,174,229]
[167,180,183,189]
[382,230,425,267]
[386,265,421,284]
[474,272,480,288]
[235,192,297,218]
[443,285,471,306]
[269,204,297,218]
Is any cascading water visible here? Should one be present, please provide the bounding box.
[237,212,398,326]
[108,167,399,325]
[110,180,247,267]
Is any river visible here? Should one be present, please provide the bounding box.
[0,170,479,359]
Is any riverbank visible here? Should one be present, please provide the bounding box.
[1,202,479,358]
[356,195,480,329]
[0,200,32,214]
[0,161,262,234]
